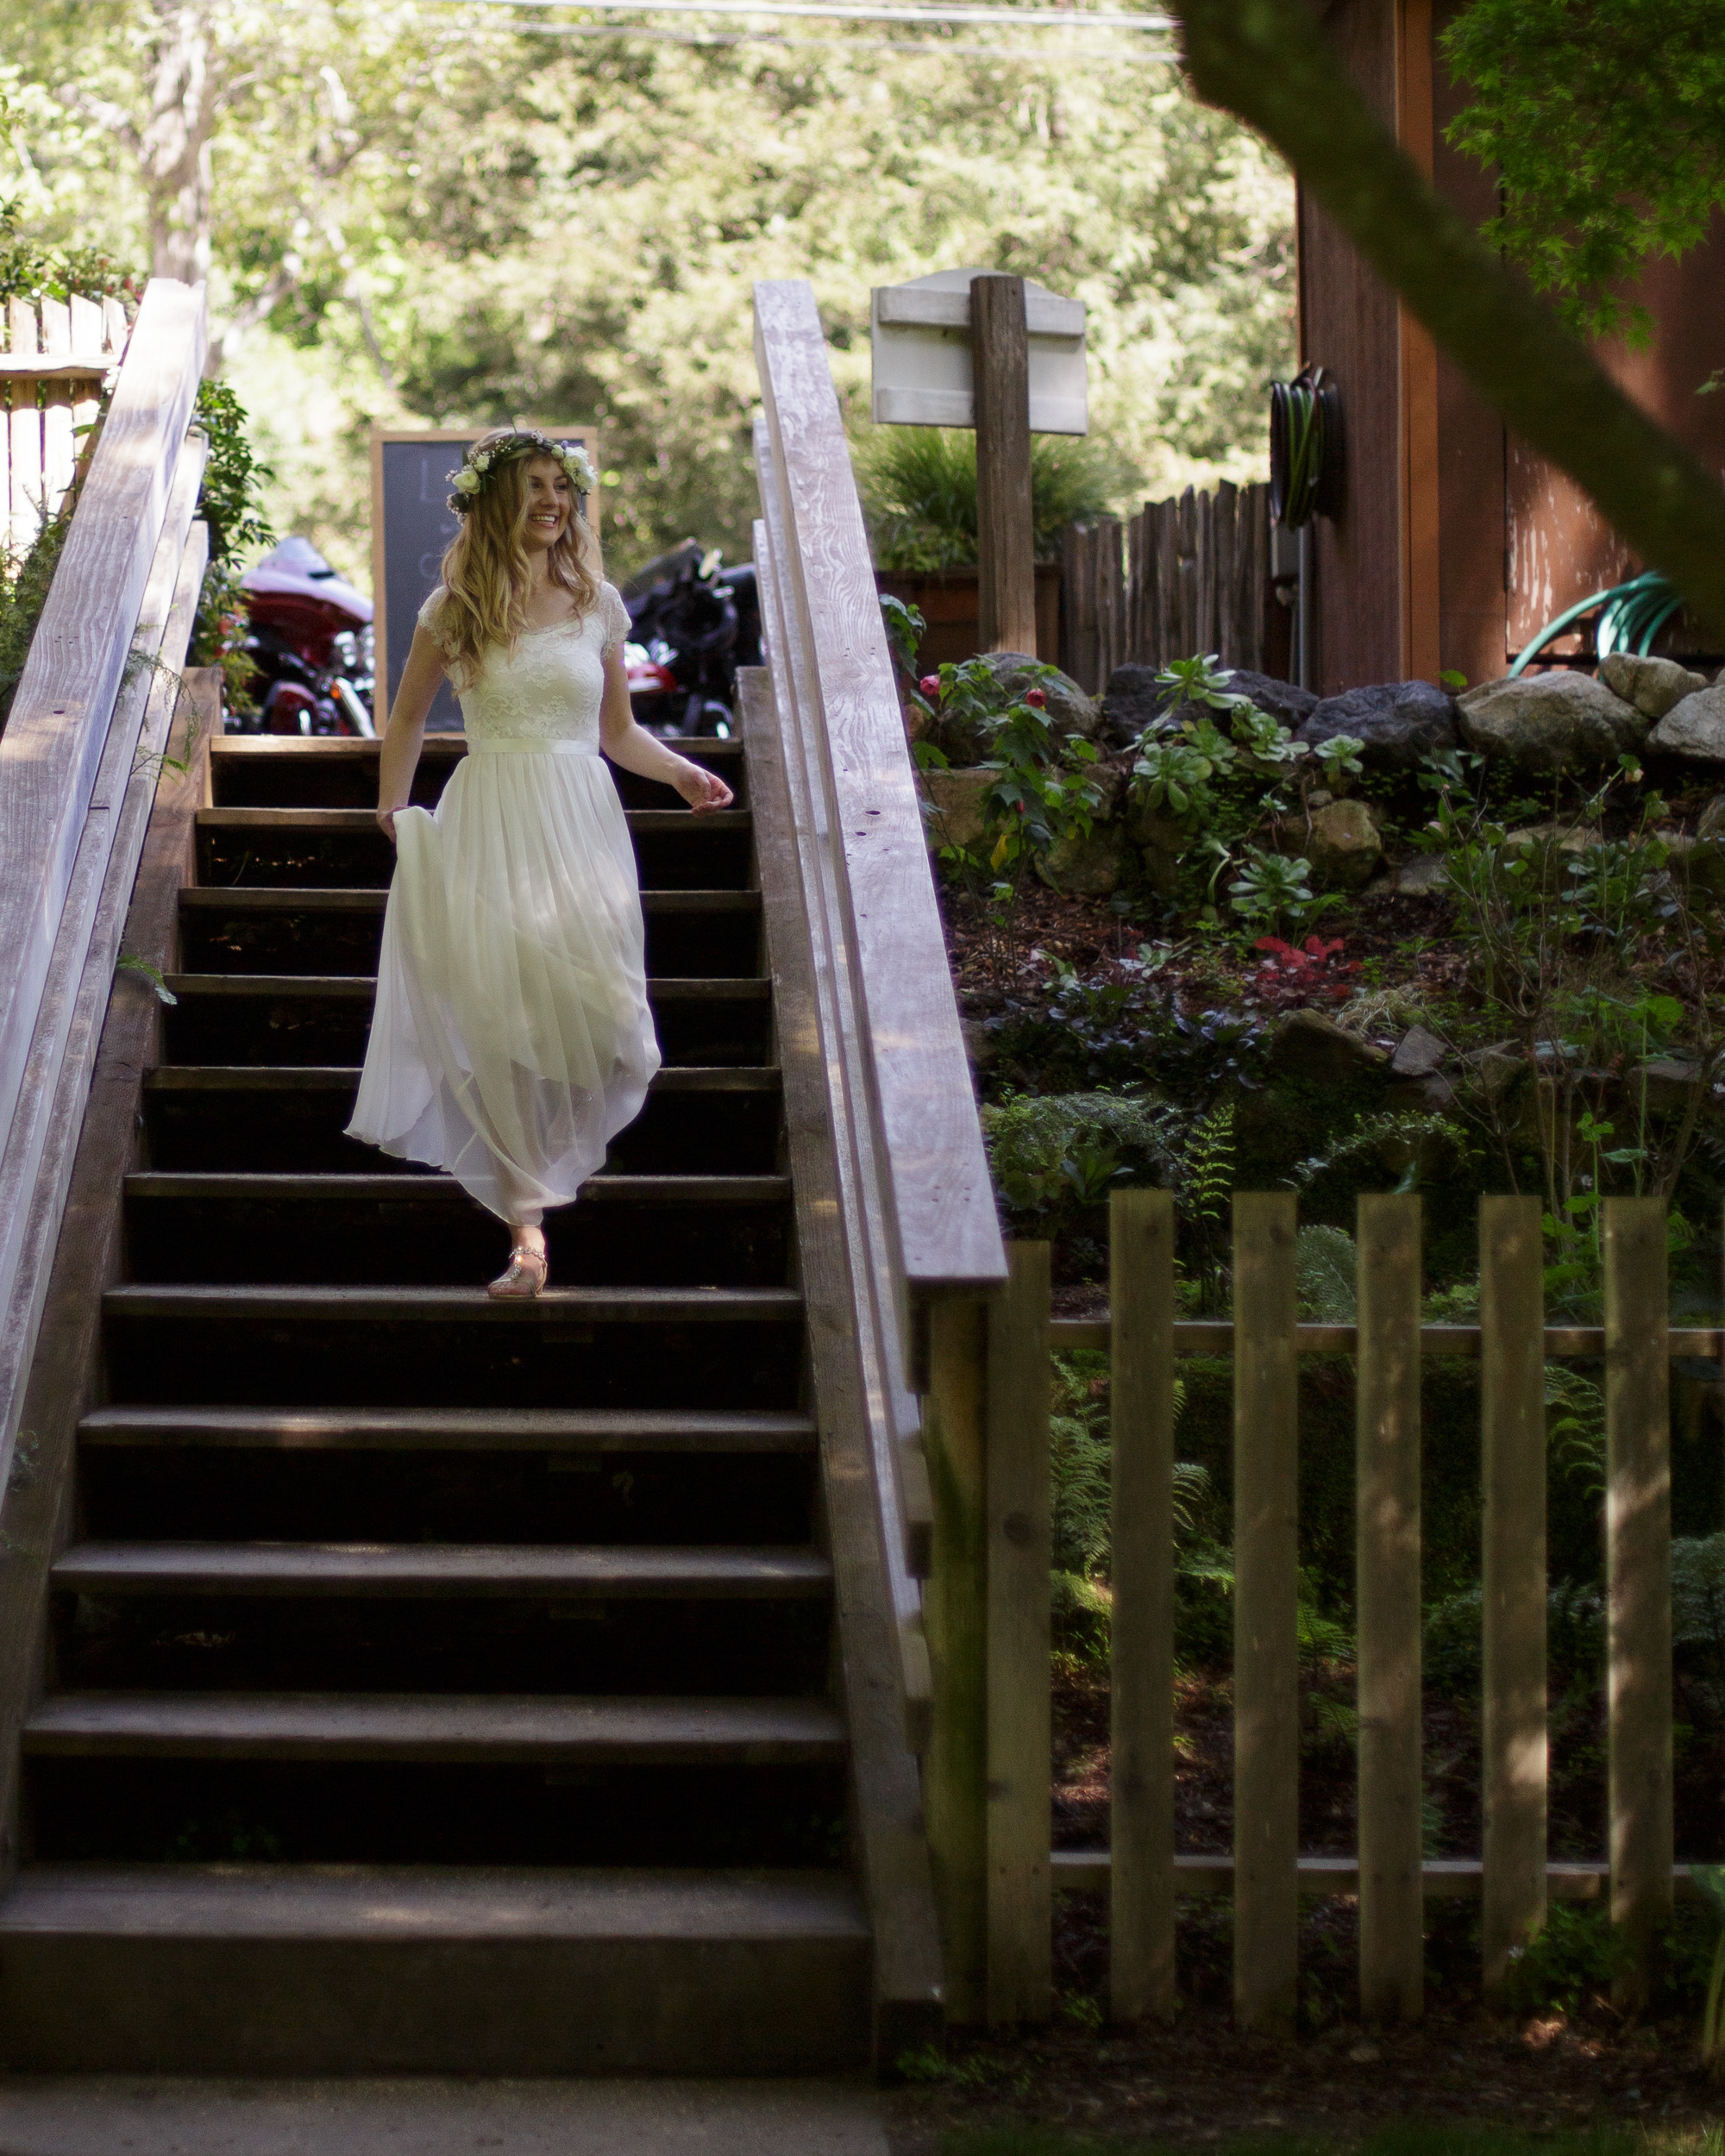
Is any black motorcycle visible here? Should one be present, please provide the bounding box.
[618,542,761,737]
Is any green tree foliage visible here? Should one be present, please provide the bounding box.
[0,2,1294,580]
[1443,0,1725,342]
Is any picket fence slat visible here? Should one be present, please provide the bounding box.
[985,1241,1052,2027]
[9,298,41,560]
[1231,1193,1301,2032]
[1479,1194,1547,1999]
[1356,1194,1425,2023]
[1108,1189,1177,2025]
[1603,1199,1673,2010]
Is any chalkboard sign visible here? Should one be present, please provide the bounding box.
[369,426,600,734]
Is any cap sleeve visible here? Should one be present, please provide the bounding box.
[600,581,630,651]
[416,586,452,651]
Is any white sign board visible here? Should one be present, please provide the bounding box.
[869,267,1088,436]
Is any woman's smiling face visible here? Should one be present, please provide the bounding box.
[520,456,572,551]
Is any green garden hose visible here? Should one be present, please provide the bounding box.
[1508,568,1683,676]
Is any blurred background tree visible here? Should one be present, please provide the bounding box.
[0,0,1295,583]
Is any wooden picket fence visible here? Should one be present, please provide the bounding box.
[0,291,131,559]
[925,1188,1696,2029]
[1060,479,1271,695]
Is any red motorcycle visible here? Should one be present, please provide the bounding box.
[235,536,377,736]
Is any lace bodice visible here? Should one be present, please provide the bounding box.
[418,581,630,746]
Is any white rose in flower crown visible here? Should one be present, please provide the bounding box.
[451,467,482,496]
[559,445,598,493]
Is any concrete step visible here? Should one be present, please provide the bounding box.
[53,1540,831,1601]
[140,1064,786,1175]
[23,1692,846,1765]
[0,1865,869,2073]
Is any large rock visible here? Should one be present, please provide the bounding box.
[926,653,1098,765]
[1599,651,1707,718]
[1458,672,1648,774]
[1266,1009,1389,1089]
[1298,680,1458,772]
[1035,821,1127,897]
[919,766,993,852]
[1649,684,1725,766]
[1306,798,1383,890]
[1096,665,1315,749]
[1125,799,1186,896]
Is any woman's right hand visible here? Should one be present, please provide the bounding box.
[377,805,403,843]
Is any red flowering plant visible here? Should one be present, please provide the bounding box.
[1245,935,1362,1010]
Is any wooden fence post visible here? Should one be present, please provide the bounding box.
[924,1297,989,2025]
[1479,1194,1547,2000]
[1109,1189,1177,2023]
[1356,1194,1425,2023]
[1603,1198,1672,2012]
[986,1243,1052,2026]
[972,275,1037,656]
[1233,1192,1301,2032]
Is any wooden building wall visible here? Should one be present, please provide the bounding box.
[1297,0,1725,695]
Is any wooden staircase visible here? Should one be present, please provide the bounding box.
[0,728,902,2076]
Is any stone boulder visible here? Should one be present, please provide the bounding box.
[1395,853,1449,899]
[1125,799,1186,897]
[1457,673,1648,774]
[1649,684,1725,766]
[926,653,1098,765]
[1306,798,1383,890]
[1096,665,1316,750]
[1599,651,1708,718]
[919,766,993,852]
[1226,669,1318,732]
[1266,1009,1389,1089]
[1390,1025,1446,1078]
[1035,821,1127,897]
[1298,680,1458,772]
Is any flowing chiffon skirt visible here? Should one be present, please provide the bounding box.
[348,742,661,1225]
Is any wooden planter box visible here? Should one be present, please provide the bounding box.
[875,564,1062,671]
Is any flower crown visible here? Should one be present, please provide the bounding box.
[446,430,598,517]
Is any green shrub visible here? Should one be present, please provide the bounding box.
[982,1089,1181,1219]
[854,425,1131,571]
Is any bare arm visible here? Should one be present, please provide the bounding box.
[598,645,734,812]
[375,625,449,840]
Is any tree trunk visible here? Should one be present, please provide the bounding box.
[142,3,217,285]
[1177,0,1725,644]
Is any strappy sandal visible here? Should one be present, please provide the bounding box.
[487,1247,549,1300]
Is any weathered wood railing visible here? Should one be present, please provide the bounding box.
[1060,480,1273,694]
[949,1190,1696,2031]
[749,277,1009,2045]
[0,277,209,1501]
[2,291,131,555]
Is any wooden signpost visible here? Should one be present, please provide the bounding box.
[870,268,1087,659]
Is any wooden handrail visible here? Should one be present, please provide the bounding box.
[752,279,1007,1315]
[0,276,208,1498]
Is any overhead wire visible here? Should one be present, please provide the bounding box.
[511,17,1177,57]
[455,0,1176,28]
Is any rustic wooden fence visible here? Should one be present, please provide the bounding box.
[930,1188,1698,2030]
[0,278,208,1505]
[1060,480,1271,695]
[1,292,131,559]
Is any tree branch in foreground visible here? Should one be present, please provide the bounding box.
[1178,0,1725,644]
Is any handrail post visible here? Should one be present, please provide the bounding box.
[924,1296,989,2025]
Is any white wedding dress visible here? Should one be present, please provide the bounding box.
[348,580,661,1225]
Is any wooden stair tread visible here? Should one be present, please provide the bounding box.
[162,974,769,1000]
[209,731,743,761]
[179,887,761,913]
[78,1405,818,1451]
[23,1692,846,1763]
[125,1171,793,1204]
[53,1540,831,1597]
[0,1862,863,1941]
[104,1283,802,1322]
[196,806,750,834]
[143,1064,783,1093]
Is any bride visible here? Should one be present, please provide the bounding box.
[348,427,733,1297]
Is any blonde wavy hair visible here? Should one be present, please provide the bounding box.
[430,429,603,689]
